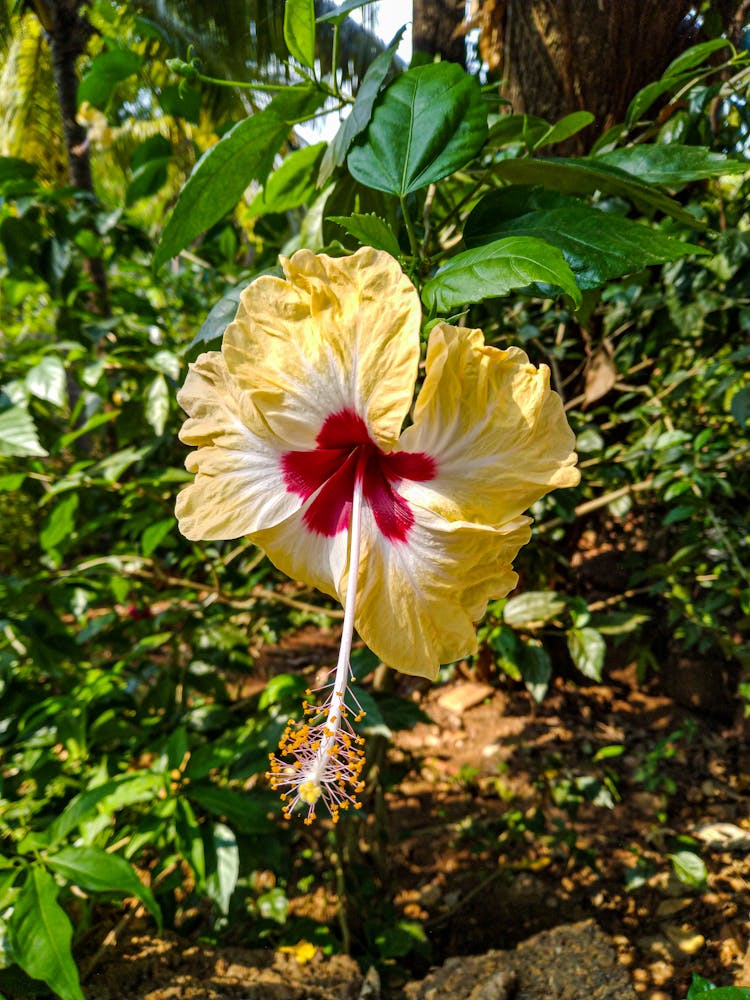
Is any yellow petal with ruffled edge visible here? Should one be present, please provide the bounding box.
[176,352,301,540]
[352,507,532,678]
[222,246,422,451]
[399,324,580,526]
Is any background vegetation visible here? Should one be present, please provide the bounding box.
[0,1,748,998]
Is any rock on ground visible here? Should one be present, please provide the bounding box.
[402,921,636,1000]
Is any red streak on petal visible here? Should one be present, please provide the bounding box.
[281,408,436,542]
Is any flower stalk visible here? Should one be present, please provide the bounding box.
[267,462,367,823]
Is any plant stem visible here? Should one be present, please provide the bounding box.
[400,195,420,259]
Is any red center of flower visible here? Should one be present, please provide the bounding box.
[281,409,436,542]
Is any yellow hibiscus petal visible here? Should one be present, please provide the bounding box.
[221,247,421,450]
[399,324,580,525]
[251,506,349,604]
[351,505,532,679]
[175,352,300,540]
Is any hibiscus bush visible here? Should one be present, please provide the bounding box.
[1,2,749,997]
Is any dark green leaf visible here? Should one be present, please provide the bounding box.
[597,145,744,186]
[567,627,606,681]
[188,276,266,353]
[625,71,698,127]
[464,189,706,291]
[159,84,201,124]
[318,28,405,186]
[730,386,750,426]
[175,798,206,885]
[492,157,698,225]
[248,143,325,216]
[665,39,732,77]
[126,158,170,205]
[78,50,142,109]
[0,156,36,184]
[9,866,84,1000]
[486,114,549,150]
[0,406,47,457]
[131,135,172,169]
[422,236,581,313]
[348,62,488,195]
[154,108,289,268]
[503,591,567,627]
[46,847,161,928]
[284,0,316,68]
[188,784,274,833]
[327,212,401,255]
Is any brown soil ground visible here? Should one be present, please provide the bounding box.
[35,655,750,1000]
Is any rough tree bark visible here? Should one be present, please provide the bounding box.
[31,0,109,310]
[471,0,746,151]
[412,0,467,66]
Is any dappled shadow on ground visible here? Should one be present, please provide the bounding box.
[385,664,750,995]
[71,658,749,1000]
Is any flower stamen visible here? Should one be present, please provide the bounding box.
[267,462,367,823]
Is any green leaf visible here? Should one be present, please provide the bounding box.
[348,62,488,196]
[464,189,706,291]
[669,850,707,889]
[503,591,568,628]
[327,212,401,255]
[154,106,289,268]
[284,0,316,68]
[0,406,47,457]
[730,386,750,426]
[519,643,552,704]
[597,145,744,186]
[187,275,274,353]
[492,157,698,225]
[206,823,239,915]
[159,83,201,124]
[175,798,206,885]
[318,27,405,186]
[188,785,274,833]
[126,158,170,205]
[421,236,581,313]
[567,627,606,681]
[534,111,595,150]
[145,374,169,435]
[248,143,325,216]
[665,39,732,77]
[0,156,36,184]
[625,71,699,128]
[9,866,84,1000]
[26,356,67,408]
[78,50,142,109]
[487,114,550,150]
[316,0,378,24]
[46,847,161,929]
[687,988,750,1000]
[40,494,78,555]
[141,518,174,557]
[47,772,166,845]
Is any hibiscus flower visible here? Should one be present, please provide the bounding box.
[176,246,579,821]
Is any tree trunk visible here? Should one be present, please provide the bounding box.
[32,0,109,311]
[412,0,467,66]
[474,0,743,151]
